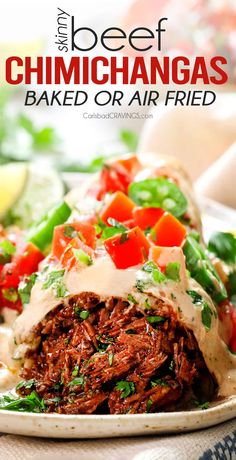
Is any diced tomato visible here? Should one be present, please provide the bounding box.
[100,191,135,225]
[104,226,150,269]
[110,155,142,177]
[0,242,44,289]
[60,237,94,271]
[52,222,96,260]
[219,300,236,353]
[150,212,187,247]
[132,207,164,230]
[97,163,131,200]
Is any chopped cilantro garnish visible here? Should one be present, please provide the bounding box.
[146,315,165,324]
[68,375,84,387]
[63,225,78,239]
[72,365,79,377]
[120,232,129,244]
[116,380,135,398]
[151,378,169,387]
[99,217,128,240]
[165,262,180,281]
[42,269,68,299]
[42,269,65,288]
[146,398,153,413]
[187,290,213,331]
[0,391,45,412]
[208,231,236,264]
[46,396,61,404]
[135,278,148,292]
[125,329,136,334]
[74,307,89,320]
[142,261,166,283]
[107,218,127,232]
[79,310,90,320]
[187,290,203,305]
[73,248,93,266]
[194,400,209,410]
[18,273,38,306]
[127,294,137,304]
[201,302,213,332]
[169,360,175,371]
[144,298,151,309]
[16,379,36,391]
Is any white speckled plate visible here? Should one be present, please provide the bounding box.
[0,196,235,438]
[0,397,235,438]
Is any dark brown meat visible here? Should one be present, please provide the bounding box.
[19,293,216,414]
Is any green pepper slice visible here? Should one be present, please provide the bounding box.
[183,236,227,304]
[128,178,188,218]
[26,201,71,252]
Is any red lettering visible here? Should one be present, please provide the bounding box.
[5,56,23,84]
[210,56,228,84]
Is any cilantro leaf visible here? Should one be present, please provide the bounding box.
[99,218,128,240]
[72,365,79,377]
[63,225,78,238]
[16,379,36,391]
[127,294,138,304]
[151,378,169,387]
[146,315,165,324]
[73,248,93,266]
[0,391,45,412]
[187,290,213,331]
[142,261,166,283]
[68,376,84,387]
[79,310,90,320]
[201,302,213,332]
[208,232,236,264]
[146,398,153,413]
[42,269,68,299]
[42,269,65,289]
[116,380,135,398]
[194,400,209,410]
[18,273,38,306]
[165,262,180,281]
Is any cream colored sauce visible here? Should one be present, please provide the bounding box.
[7,253,236,397]
[0,325,20,391]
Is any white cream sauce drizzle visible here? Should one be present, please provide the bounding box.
[4,254,236,397]
[0,309,20,391]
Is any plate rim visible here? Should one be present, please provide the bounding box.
[0,395,235,421]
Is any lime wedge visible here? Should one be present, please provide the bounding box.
[10,163,65,229]
[0,163,28,219]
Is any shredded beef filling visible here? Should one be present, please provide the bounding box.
[18,293,216,414]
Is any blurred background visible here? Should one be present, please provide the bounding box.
[0,0,236,224]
